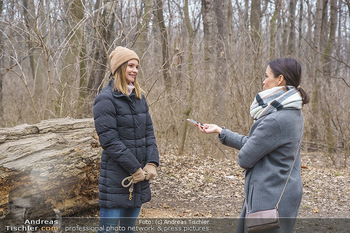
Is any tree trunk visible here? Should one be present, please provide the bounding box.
[201,0,214,84]
[314,0,329,51]
[213,0,228,123]
[288,0,296,55]
[227,0,233,46]
[281,15,289,55]
[298,0,303,57]
[178,0,195,157]
[0,0,3,126]
[250,0,263,92]
[310,0,329,146]
[322,0,338,160]
[137,0,152,57]
[77,41,88,117]
[56,0,85,117]
[22,0,36,82]
[86,0,114,98]
[22,0,44,119]
[244,0,249,30]
[304,0,313,79]
[0,118,101,223]
[155,0,172,93]
[270,0,281,59]
[323,0,337,77]
[320,0,329,51]
[313,0,323,50]
[0,71,2,126]
[250,0,261,50]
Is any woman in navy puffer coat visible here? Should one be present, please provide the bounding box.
[93,46,159,233]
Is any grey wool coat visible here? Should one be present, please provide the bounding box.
[219,109,303,233]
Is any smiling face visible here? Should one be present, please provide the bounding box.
[125,59,139,84]
[263,65,285,90]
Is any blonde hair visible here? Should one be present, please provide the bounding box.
[113,61,143,99]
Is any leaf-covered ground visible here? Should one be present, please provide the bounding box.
[140,151,350,218]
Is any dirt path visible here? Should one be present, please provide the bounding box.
[140,152,350,218]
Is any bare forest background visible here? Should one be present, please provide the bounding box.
[0,0,349,166]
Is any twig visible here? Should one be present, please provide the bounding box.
[202,133,230,160]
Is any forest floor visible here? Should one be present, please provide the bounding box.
[139,151,350,219]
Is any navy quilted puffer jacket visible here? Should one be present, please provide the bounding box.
[93,81,159,208]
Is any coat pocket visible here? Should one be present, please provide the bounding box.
[248,184,254,212]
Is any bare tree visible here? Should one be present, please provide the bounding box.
[178,0,195,157]
[0,0,3,125]
[323,0,338,161]
[250,0,261,50]
[288,0,296,55]
[314,0,329,51]
[297,0,303,57]
[346,0,350,16]
[56,0,85,117]
[308,0,329,144]
[22,0,38,90]
[137,0,152,57]
[201,0,214,83]
[270,0,281,59]
[86,0,114,100]
[155,0,171,93]
[323,0,337,77]
[213,0,228,123]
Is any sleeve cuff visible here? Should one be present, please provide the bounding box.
[146,163,158,168]
[218,127,226,140]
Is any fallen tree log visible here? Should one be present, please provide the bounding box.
[0,118,101,227]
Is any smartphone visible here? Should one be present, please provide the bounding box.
[187,119,203,126]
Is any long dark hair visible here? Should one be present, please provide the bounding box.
[269,58,309,105]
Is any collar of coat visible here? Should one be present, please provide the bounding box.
[108,79,135,99]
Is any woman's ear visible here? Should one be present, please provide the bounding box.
[278,75,286,86]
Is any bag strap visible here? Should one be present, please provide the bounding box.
[275,128,303,209]
[245,128,303,214]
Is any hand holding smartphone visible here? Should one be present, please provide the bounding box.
[187,119,203,127]
[186,119,228,158]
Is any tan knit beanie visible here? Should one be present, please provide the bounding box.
[109,46,140,75]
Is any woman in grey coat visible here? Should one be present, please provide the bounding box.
[197,58,309,233]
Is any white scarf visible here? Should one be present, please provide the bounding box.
[127,83,135,95]
[250,86,302,120]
